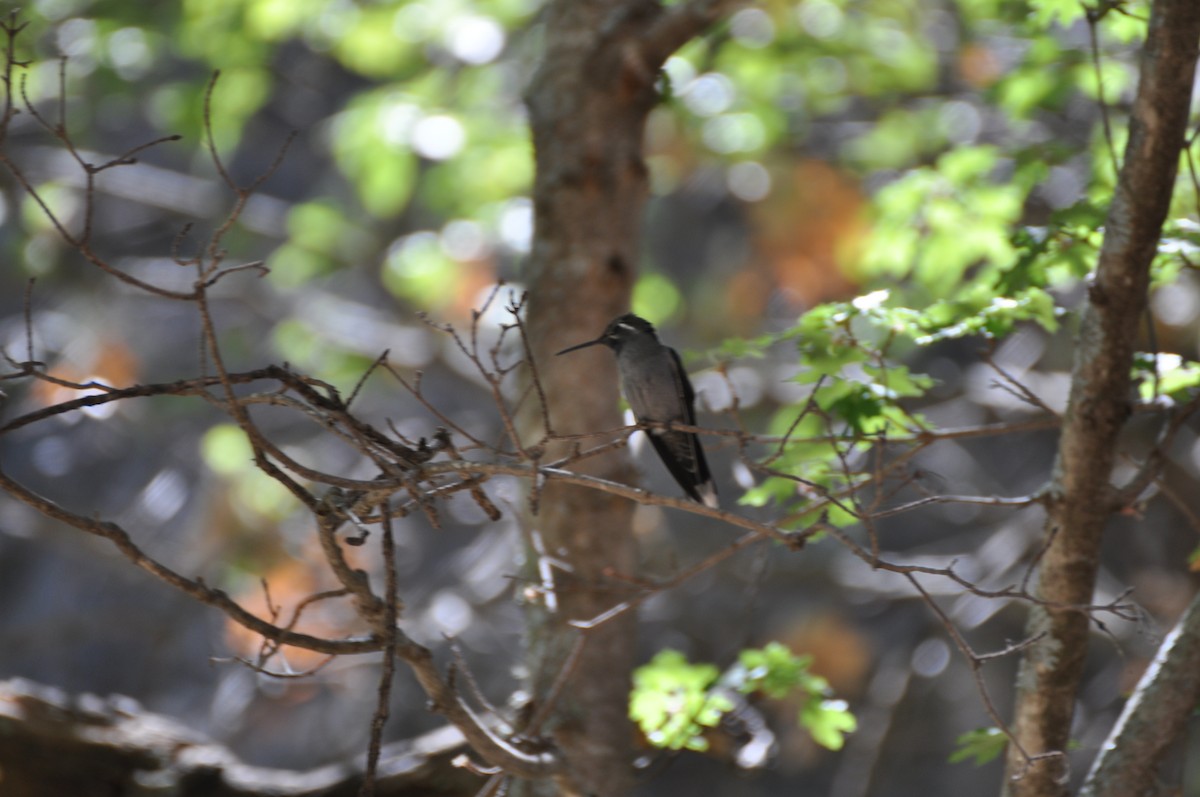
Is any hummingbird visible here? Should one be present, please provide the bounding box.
[556,314,718,508]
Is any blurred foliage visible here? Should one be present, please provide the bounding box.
[13,0,1177,341]
[949,727,1006,766]
[630,649,734,752]
[1133,353,1200,403]
[735,281,1060,520]
[733,641,857,751]
[630,643,856,753]
[200,424,298,520]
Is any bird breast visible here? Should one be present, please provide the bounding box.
[618,348,686,424]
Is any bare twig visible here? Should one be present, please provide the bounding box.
[361,505,401,797]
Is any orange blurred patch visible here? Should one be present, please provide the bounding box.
[958,43,1002,88]
[448,259,499,320]
[725,269,775,324]
[223,544,374,671]
[777,611,872,697]
[30,337,140,409]
[747,159,865,312]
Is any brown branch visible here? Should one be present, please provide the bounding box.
[1086,4,1122,180]
[0,465,383,656]
[398,639,563,779]
[906,573,1056,777]
[362,506,402,797]
[572,529,774,630]
[0,372,252,434]
[871,491,1044,520]
[247,583,349,675]
[0,59,195,299]
[0,459,561,778]
[510,292,555,438]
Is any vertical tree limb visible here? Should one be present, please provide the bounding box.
[1078,590,1200,797]
[516,1,738,793]
[518,5,649,793]
[1003,3,1200,795]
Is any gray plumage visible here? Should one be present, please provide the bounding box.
[556,314,718,508]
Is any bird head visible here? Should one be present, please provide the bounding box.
[555,314,658,356]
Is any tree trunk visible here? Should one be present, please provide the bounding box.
[517,5,655,796]
[515,1,736,793]
[1002,3,1200,795]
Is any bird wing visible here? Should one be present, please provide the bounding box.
[660,348,715,506]
[645,429,715,505]
[668,347,697,425]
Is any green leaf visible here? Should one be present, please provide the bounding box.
[1133,353,1200,401]
[937,144,998,183]
[724,643,856,749]
[856,145,1026,297]
[199,424,296,519]
[800,697,857,751]
[1030,0,1086,30]
[630,650,731,752]
[632,644,856,753]
[714,332,775,360]
[733,642,811,698]
[862,364,934,398]
[266,242,332,289]
[950,727,1007,766]
[287,200,353,255]
[826,383,886,434]
[738,475,800,508]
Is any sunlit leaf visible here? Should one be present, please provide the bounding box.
[630,650,731,751]
[800,697,857,750]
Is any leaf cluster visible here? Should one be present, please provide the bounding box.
[629,643,857,754]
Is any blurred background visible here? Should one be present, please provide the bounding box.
[0,1,1198,795]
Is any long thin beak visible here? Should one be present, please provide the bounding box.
[555,337,605,356]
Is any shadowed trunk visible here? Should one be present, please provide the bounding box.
[515,1,738,793]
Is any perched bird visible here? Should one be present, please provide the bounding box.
[556,314,718,508]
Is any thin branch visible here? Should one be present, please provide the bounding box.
[1086,3,1122,180]
[510,292,554,438]
[571,529,774,630]
[907,572,1056,778]
[871,491,1044,520]
[361,505,401,797]
[0,465,383,655]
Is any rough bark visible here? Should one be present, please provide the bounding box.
[1078,590,1200,797]
[516,1,738,794]
[1002,3,1200,795]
